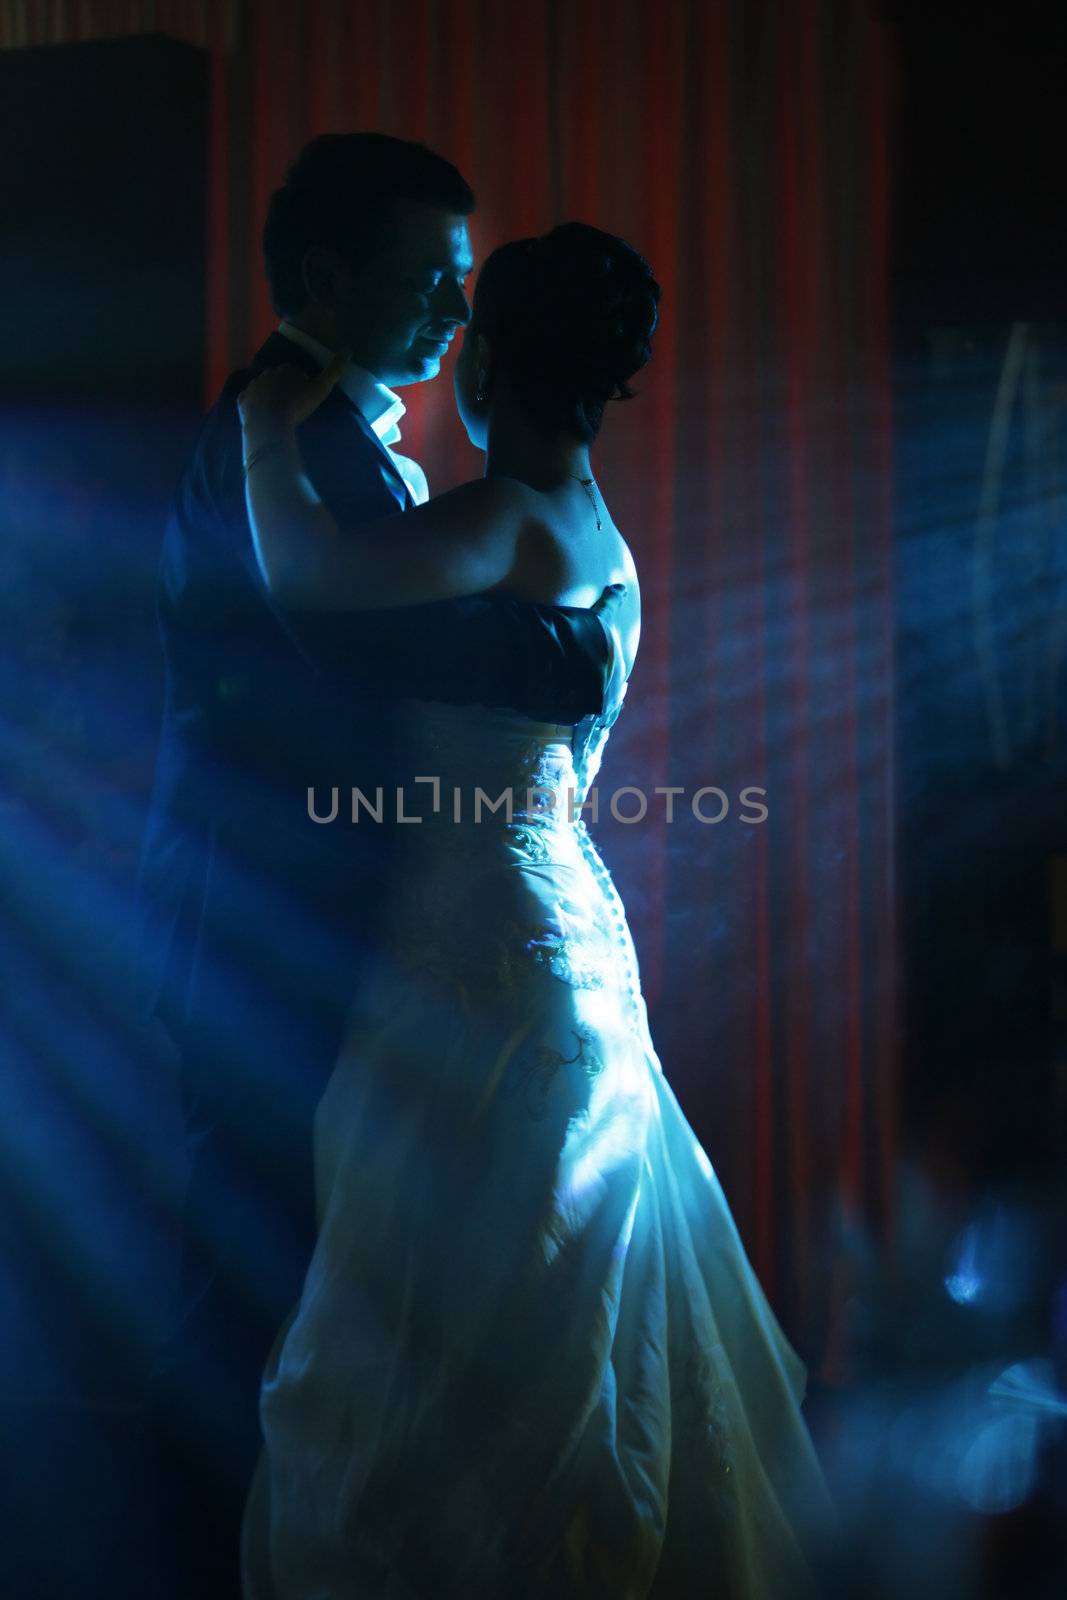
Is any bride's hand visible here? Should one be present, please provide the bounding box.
[592,582,628,616]
[237,352,350,441]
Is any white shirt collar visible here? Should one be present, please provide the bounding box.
[276,320,406,445]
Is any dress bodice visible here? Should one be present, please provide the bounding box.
[374,602,630,843]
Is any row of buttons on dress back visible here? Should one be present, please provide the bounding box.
[574,819,643,1025]
[568,711,643,1021]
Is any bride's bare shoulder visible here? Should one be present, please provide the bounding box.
[400,475,532,544]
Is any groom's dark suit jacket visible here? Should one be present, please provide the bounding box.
[137,332,610,1083]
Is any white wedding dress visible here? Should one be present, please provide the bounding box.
[241,611,836,1598]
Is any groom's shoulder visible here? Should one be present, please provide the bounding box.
[199,363,250,450]
[183,340,278,487]
[198,333,291,438]
[191,331,328,470]
[204,348,264,434]
[177,372,243,507]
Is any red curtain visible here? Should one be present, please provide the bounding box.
[4,0,899,1374]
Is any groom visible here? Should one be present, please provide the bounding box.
[137,133,621,1598]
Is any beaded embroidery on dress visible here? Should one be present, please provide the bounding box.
[241,608,836,1600]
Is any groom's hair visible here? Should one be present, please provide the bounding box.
[263,133,475,317]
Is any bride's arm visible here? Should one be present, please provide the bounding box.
[238,359,525,612]
[242,430,524,611]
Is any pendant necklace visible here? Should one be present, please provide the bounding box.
[568,473,602,530]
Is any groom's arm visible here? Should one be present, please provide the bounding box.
[315,586,625,725]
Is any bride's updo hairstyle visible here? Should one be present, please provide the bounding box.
[470,223,661,443]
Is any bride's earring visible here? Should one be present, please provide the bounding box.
[475,372,488,404]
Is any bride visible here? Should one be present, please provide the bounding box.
[236,222,835,1599]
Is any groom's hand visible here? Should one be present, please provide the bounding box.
[237,351,350,441]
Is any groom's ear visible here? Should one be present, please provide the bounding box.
[300,246,351,310]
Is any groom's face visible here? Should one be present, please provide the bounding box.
[333,199,474,387]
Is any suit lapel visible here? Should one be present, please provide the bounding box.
[254,331,413,512]
[338,397,414,511]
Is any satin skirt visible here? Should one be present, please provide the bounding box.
[241,707,836,1598]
